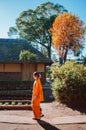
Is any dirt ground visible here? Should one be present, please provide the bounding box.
[0,101,86,130]
[0,122,86,130]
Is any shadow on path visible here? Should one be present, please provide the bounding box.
[67,104,86,114]
[37,119,60,130]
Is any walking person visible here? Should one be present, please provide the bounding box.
[31,71,44,120]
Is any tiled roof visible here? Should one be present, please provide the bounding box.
[0,38,52,64]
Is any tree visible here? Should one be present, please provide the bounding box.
[82,55,86,65]
[49,12,86,64]
[8,2,67,59]
[7,27,19,38]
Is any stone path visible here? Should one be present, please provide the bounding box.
[0,102,86,130]
[0,114,86,125]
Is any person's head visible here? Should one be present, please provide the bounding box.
[33,71,41,80]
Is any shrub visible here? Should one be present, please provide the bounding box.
[50,61,86,105]
[19,50,36,62]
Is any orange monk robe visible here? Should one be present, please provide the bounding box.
[31,78,44,118]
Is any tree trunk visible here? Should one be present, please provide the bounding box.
[57,47,68,65]
[58,56,63,65]
[63,48,68,63]
[47,35,52,59]
[48,46,51,59]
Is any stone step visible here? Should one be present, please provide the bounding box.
[0,100,32,110]
[0,104,32,110]
[0,99,31,103]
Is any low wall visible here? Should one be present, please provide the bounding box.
[0,80,54,102]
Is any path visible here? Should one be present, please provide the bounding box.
[0,102,86,130]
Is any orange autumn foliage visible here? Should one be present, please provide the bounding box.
[49,12,86,52]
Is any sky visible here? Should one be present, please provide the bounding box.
[0,0,86,56]
[0,0,86,38]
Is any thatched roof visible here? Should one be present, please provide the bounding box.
[0,38,52,64]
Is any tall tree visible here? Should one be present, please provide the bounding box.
[7,27,18,38]
[49,12,86,64]
[9,2,67,59]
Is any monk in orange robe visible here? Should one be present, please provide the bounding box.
[31,72,44,120]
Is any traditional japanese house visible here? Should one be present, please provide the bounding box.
[0,38,52,83]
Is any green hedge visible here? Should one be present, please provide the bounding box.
[0,80,33,100]
[0,80,33,90]
[51,61,86,105]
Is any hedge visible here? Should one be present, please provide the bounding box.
[51,61,86,105]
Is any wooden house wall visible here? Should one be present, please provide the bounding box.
[0,63,46,82]
[0,63,21,80]
[21,63,37,80]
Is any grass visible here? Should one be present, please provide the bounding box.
[0,101,30,106]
